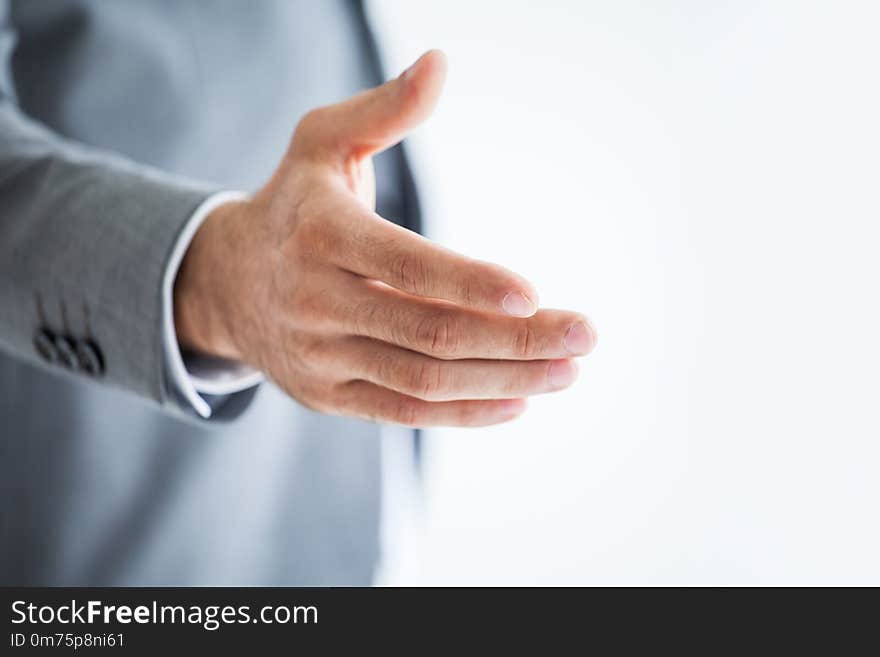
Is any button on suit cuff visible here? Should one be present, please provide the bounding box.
[162,190,263,418]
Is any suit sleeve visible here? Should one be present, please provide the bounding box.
[0,3,255,420]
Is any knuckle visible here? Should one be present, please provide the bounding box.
[457,275,477,307]
[290,339,324,365]
[352,299,381,336]
[513,321,538,358]
[292,212,332,257]
[413,312,458,356]
[371,350,399,385]
[288,288,327,328]
[296,337,327,369]
[390,398,422,427]
[500,366,528,396]
[296,107,328,138]
[299,394,326,414]
[408,359,446,401]
[291,106,337,158]
[391,251,429,294]
[294,383,333,414]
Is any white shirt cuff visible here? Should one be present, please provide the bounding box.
[162,190,263,418]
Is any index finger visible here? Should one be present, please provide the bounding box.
[324,204,540,317]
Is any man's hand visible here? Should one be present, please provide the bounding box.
[174,50,596,427]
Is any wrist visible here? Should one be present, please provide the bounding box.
[174,199,249,361]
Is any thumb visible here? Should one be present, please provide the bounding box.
[303,50,447,160]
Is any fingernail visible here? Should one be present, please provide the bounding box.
[548,359,579,390]
[502,291,536,317]
[564,321,595,355]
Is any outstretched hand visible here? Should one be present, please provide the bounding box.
[174,50,597,427]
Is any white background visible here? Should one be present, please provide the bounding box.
[370,0,880,585]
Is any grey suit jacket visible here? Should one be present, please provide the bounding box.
[0,0,420,585]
